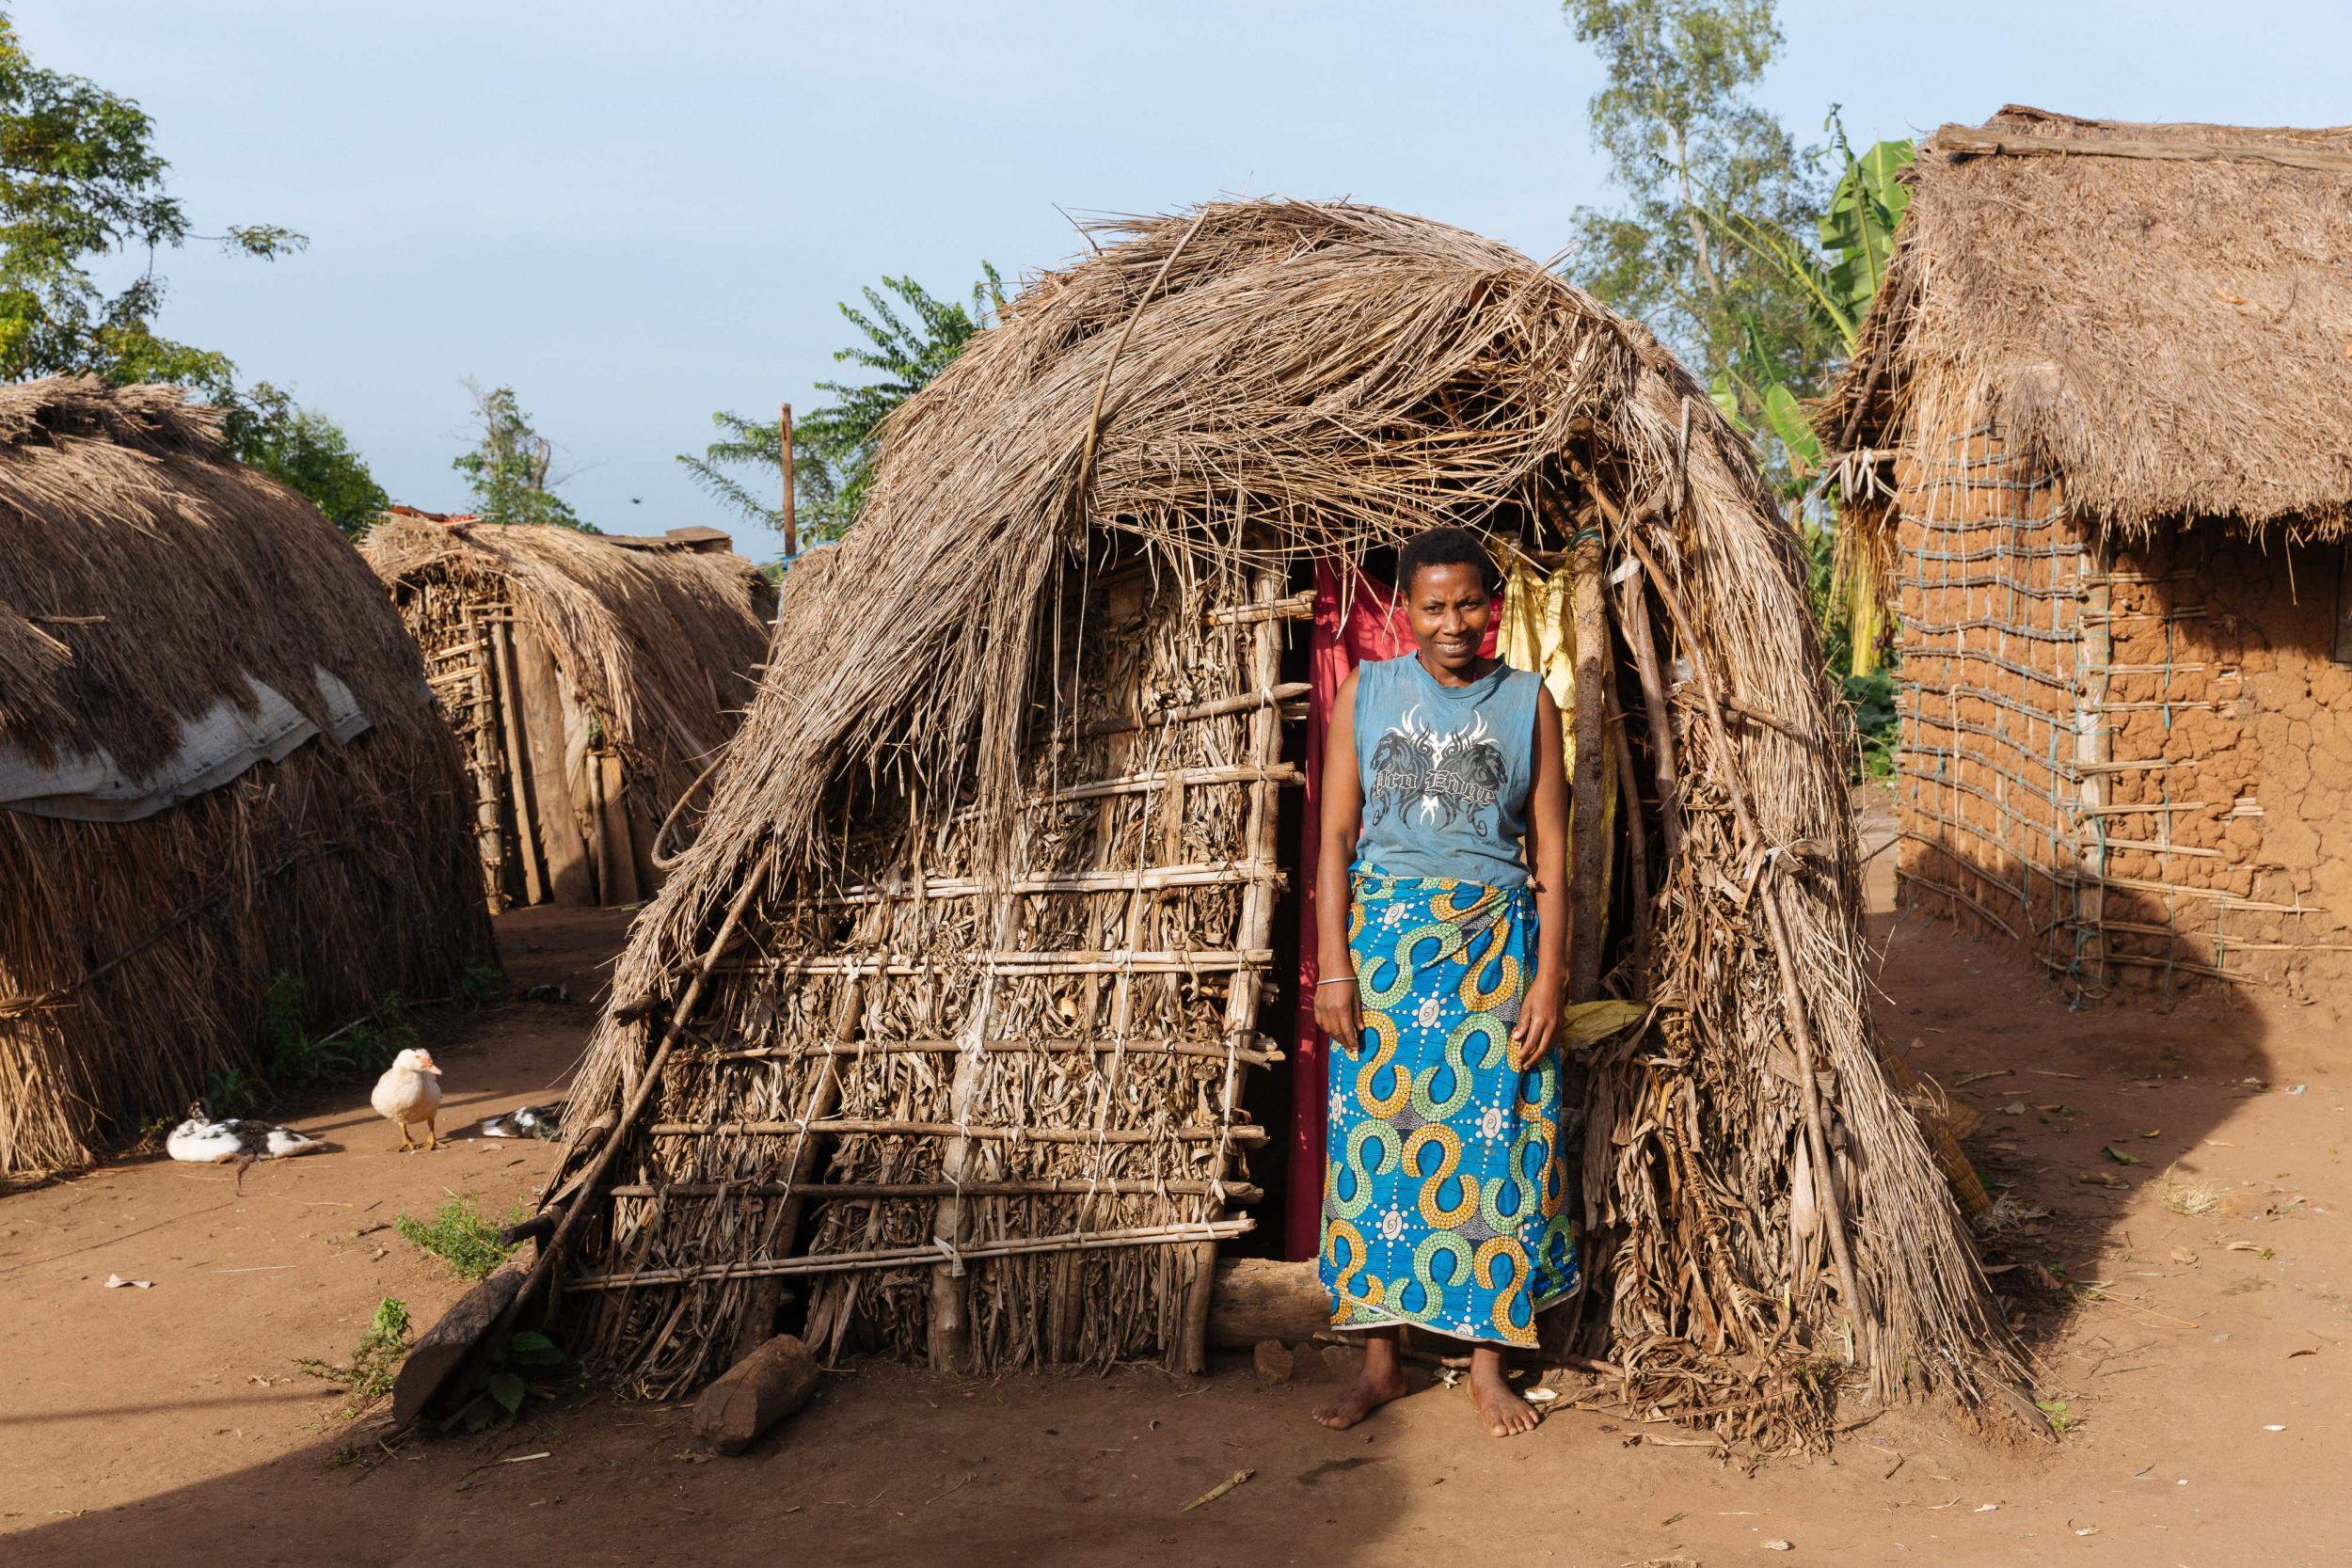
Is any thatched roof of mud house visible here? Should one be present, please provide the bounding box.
[0,377,491,1175]
[361,514,776,823]
[1824,105,2352,535]
[518,200,2026,1451]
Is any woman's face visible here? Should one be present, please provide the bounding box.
[1404,560,1494,676]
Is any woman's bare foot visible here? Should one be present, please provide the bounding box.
[1469,1352,1541,1437]
[1312,1331,1408,1430]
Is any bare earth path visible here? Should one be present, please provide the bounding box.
[5,833,2349,1566]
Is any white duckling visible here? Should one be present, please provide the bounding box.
[166,1101,324,1188]
[370,1047,444,1151]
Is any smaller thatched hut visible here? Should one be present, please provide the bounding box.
[0,379,492,1176]
[1825,107,2352,1003]
[362,513,776,911]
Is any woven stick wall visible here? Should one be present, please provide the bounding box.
[1891,401,2093,978]
[566,548,1292,1379]
[525,200,2024,1452]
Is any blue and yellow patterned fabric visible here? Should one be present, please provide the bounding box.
[1318,871,1578,1347]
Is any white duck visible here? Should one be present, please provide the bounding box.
[166,1101,324,1187]
[370,1047,444,1151]
[479,1101,564,1141]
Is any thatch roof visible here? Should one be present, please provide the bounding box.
[0,377,491,1174]
[1824,105,2352,533]
[360,515,774,814]
[0,380,439,785]
[526,200,2021,1447]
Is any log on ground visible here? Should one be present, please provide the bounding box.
[692,1334,820,1455]
[1207,1258,1331,1350]
[392,1256,527,1431]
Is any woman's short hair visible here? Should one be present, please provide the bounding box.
[1397,526,1502,596]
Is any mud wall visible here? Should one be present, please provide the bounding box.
[1892,412,2352,1003]
[2095,528,2352,999]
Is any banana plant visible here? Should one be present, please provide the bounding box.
[1695,125,1914,361]
[1692,117,1913,673]
[1816,131,1914,345]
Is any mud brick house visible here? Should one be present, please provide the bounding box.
[1826,108,2352,999]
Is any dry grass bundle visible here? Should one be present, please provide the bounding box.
[2155,1165,2224,1218]
[529,200,2022,1449]
[0,377,491,1176]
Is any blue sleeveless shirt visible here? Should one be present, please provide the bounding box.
[1349,654,1541,888]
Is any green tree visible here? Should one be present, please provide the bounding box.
[1563,1,1916,737]
[1563,0,1837,456]
[0,10,386,529]
[452,381,594,531]
[680,266,1002,549]
[224,383,388,538]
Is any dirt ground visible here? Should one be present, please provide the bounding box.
[6,814,2350,1567]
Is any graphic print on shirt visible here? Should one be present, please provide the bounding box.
[1363,704,1507,838]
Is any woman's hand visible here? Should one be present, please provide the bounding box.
[1510,970,1564,1070]
[1314,975,1363,1052]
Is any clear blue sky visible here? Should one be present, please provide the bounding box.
[24,1,2351,560]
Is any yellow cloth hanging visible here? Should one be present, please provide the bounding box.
[1494,554,1616,911]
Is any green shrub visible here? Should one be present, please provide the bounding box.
[396,1196,519,1281]
[461,962,509,1006]
[460,1329,568,1432]
[295,1296,412,1415]
[258,975,420,1093]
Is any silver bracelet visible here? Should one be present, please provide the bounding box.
[1314,976,1358,988]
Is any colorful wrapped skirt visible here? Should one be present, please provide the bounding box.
[1318,872,1579,1347]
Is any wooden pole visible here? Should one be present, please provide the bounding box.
[489,620,548,904]
[929,898,1020,1372]
[2074,530,2111,987]
[1616,519,1873,1345]
[728,960,870,1370]
[515,856,777,1315]
[1182,563,1287,1373]
[464,616,508,912]
[1605,681,1650,972]
[1615,574,1684,869]
[1567,531,1610,1003]
[1932,123,2352,175]
[779,403,796,560]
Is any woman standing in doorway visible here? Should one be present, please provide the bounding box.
[1311,525,1576,1439]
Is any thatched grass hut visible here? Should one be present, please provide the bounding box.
[0,379,492,1176]
[361,514,775,911]
[515,200,2020,1449]
[1824,107,2352,1001]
